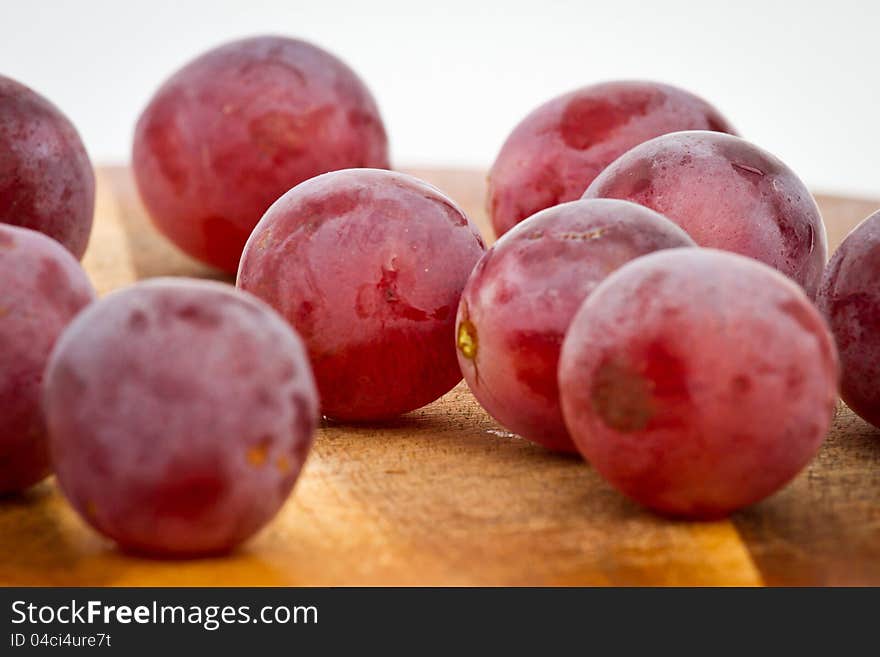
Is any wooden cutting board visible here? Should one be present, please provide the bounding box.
[1,167,878,586]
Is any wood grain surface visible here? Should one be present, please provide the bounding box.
[1,167,878,586]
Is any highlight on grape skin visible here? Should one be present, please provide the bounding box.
[487,80,736,238]
[238,168,486,422]
[0,75,95,259]
[816,210,880,429]
[456,198,695,453]
[558,248,839,519]
[132,35,390,274]
[582,130,827,299]
[43,279,319,557]
[0,224,96,495]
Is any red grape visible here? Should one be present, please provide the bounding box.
[456,199,695,452]
[583,130,827,298]
[488,81,735,238]
[0,225,95,494]
[816,210,880,428]
[238,168,486,421]
[43,279,318,556]
[559,248,838,518]
[0,75,94,259]
[133,36,389,273]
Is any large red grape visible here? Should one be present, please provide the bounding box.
[0,75,94,259]
[238,169,486,421]
[488,81,735,238]
[559,248,838,518]
[456,199,694,452]
[583,130,827,298]
[43,279,318,557]
[0,225,95,494]
[816,210,880,428]
[133,36,389,273]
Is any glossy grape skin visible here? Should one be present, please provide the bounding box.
[0,225,95,494]
[133,36,389,274]
[238,169,486,421]
[0,75,95,259]
[43,279,318,557]
[559,248,838,518]
[487,81,735,238]
[456,199,695,452]
[816,210,880,428]
[583,130,827,299]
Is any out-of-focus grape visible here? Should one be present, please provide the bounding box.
[488,81,735,238]
[817,210,880,428]
[0,224,95,494]
[44,279,318,557]
[133,35,389,273]
[0,75,94,258]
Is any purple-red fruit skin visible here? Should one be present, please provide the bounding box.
[43,279,318,557]
[488,81,736,238]
[0,75,95,259]
[238,169,486,421]
[583,130,827,298]
[559,248,838,518]
[0,225,95,494]
[456,199,695,452]
[133,35,390,274]
[816,210,880,428]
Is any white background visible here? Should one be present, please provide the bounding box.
[2,0,878,196]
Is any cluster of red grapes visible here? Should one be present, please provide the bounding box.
[1,35,878,557]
